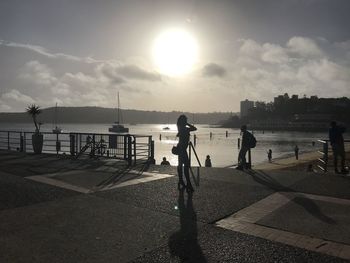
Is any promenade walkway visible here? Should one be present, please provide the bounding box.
[0,150,349,262]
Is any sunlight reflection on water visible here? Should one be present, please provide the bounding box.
[1,123,333,167]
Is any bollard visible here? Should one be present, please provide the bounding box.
[247,149,252,169]
[226,131,228,138]
[20,134,24,152]
[56,141,61,154]
[194,134,197,146]
[210,132,212,140]
[159,134,162,141]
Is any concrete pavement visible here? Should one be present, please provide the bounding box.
[0,150,349,262]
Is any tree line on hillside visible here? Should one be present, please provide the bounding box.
[0,106,233,125]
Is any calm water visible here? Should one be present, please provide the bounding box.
[0,122,333,167]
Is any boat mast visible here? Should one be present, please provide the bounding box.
[117,91,120,124]
[54,103,58,127]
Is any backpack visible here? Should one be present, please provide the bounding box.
[247,132,257,148]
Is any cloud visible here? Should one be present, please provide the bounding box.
[0,40,99,63]
[117,65,161,81]
[19,60,57,87]
[287,36,323,57]
[202,63,226,77]
[261,43,289,64]
[2,90,35,104]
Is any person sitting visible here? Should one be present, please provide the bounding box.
[205,155,212,167]
[161,157,170,165]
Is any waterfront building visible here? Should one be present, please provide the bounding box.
[240,99,254,118]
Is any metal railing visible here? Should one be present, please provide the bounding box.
[317,139,329,172]
[0,130,154,166]
[317,139,349,172]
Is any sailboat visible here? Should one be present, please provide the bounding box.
[109,92,129,133]
[52,103,62,134]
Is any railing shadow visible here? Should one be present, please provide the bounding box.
[96,160,151,188]
[168,190,207,262]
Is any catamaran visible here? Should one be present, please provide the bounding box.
[109,92,129,133]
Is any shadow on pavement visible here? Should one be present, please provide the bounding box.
[246,169,336,225]
[168,190,207,262]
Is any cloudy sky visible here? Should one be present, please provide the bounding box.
[0,0,350,112]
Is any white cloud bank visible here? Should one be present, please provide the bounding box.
[0,36,349,112]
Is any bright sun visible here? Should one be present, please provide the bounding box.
[152,29,199,76]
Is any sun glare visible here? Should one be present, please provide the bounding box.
[152,29,199,76]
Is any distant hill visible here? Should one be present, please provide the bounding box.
[0,107,235,125]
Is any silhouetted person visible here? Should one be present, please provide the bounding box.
[294,145,299,160]
[329,121,347,173]
[267,149,272,163]
[236,125,254,170]
[161,157,170,165]
[176,115,197,193]
[205,155,212,167]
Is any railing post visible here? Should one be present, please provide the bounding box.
[150,140,155,160]
[124,135,127,160]
[127,135,132,166]
[7,131,10,150]
[20,133,24,152]
[133,136,137,165]
[56,134,61,155]
[70,133,75,156]
[23,133,26,152]
[189,142,192,167]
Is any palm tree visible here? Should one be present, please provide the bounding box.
[26,104,42,133]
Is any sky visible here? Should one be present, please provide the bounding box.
[0,0,350,113]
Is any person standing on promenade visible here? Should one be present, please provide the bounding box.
[294,145,299,160]
[176,115,197,192]
[236,125,256,170]
[267,149,272,163]
[205,155,212,167]
[329,121,347,174]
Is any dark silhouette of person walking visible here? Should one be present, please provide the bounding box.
[236,125,255,170]
[267,149,272,163]
[294,145,299,160]
[205,155,212,167]
[176,115,197,192]
[329,121,347,174]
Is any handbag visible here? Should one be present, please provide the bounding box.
[171,145,179,155]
